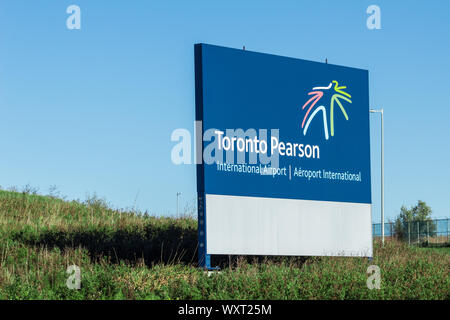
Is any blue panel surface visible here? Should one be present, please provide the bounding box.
[195,43,371,205]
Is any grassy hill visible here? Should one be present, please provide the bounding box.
[0,189,448,299]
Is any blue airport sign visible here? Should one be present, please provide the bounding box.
[195,43,371,205]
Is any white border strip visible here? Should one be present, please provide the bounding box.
[206,194,372,257]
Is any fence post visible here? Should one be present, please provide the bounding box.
[408,221,411,245]
[417,221,420,244]
[447,218,449,242]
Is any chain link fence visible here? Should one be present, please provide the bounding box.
[372,218,449,245]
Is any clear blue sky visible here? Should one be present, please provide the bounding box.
[0,1,449,221]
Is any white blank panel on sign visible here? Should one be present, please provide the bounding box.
[206,194,372,257]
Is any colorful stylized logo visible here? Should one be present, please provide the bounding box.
[301,80,352,140]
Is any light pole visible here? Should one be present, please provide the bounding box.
[176,192,181,216]
[370,108,384,245]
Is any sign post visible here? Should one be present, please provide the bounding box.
[370,108,384,245]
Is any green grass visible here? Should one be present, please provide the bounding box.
[416,246,450,254]
[0,189,448,300]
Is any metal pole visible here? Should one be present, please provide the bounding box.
[176,192,181,216]
[417,221,420,244]
[370,109,384,245]
[447,218,449,242]
[408,221,410,245]
[427,220,429,244]
[381,110,384,245]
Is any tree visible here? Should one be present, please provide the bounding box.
[394,200,436,243]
